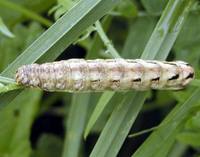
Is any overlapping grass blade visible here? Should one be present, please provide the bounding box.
[84,16,156,138]
[1,0,120,77]
[0,0,121,108]
[84,91,115,138]
[62,17,113,157]
[62,93,90,157]
[90,0,194,156]
[132,88,199,157]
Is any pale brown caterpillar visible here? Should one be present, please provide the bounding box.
[15,59,194,92]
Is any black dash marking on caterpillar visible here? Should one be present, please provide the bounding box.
[168,74,179,81]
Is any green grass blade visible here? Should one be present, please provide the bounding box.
[90,0,193,156]
[0,84,22,93]
[85,16,156,139]
[0,76,22,93]
[62,17,114,157]
[131,1,196,157]
[0,0,121,108]
[0,17,14,38]
[155,0,193,60]
[62,93,90,157]
[122,17,156,59]
[1,0,120,78]
[132,88,200,157]
[90,92,147,157]
[84,91,115,139]
[141,0,192,59]
[168,143,187,157]
[0,76,15,84]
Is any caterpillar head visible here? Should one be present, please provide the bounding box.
[15,64,40,87]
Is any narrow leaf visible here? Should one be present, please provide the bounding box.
[84,91,115,139]
[62,93,90,157]
[0,17,14,38]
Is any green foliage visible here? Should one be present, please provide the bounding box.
[50,0,80,19]
[141,0,168,15]
[0,17,14,38]
[177,110,200,147]
[32,134,63,157]
[0,0,200,157]
[0,89,41,157]
[0,22,44,72]
[115,0,138,18]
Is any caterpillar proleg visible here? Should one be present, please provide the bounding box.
[15,59,194,92]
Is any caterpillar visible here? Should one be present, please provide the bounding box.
[15,59,194,92]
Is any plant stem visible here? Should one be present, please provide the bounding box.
[0,75,15,84]
[95,21,121,58]
[128,125,160,138]
[0,76,23,93]
[0,83,22,93]
[129,117,172,138]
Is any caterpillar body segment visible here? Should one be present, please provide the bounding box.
[15,59,194,92]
